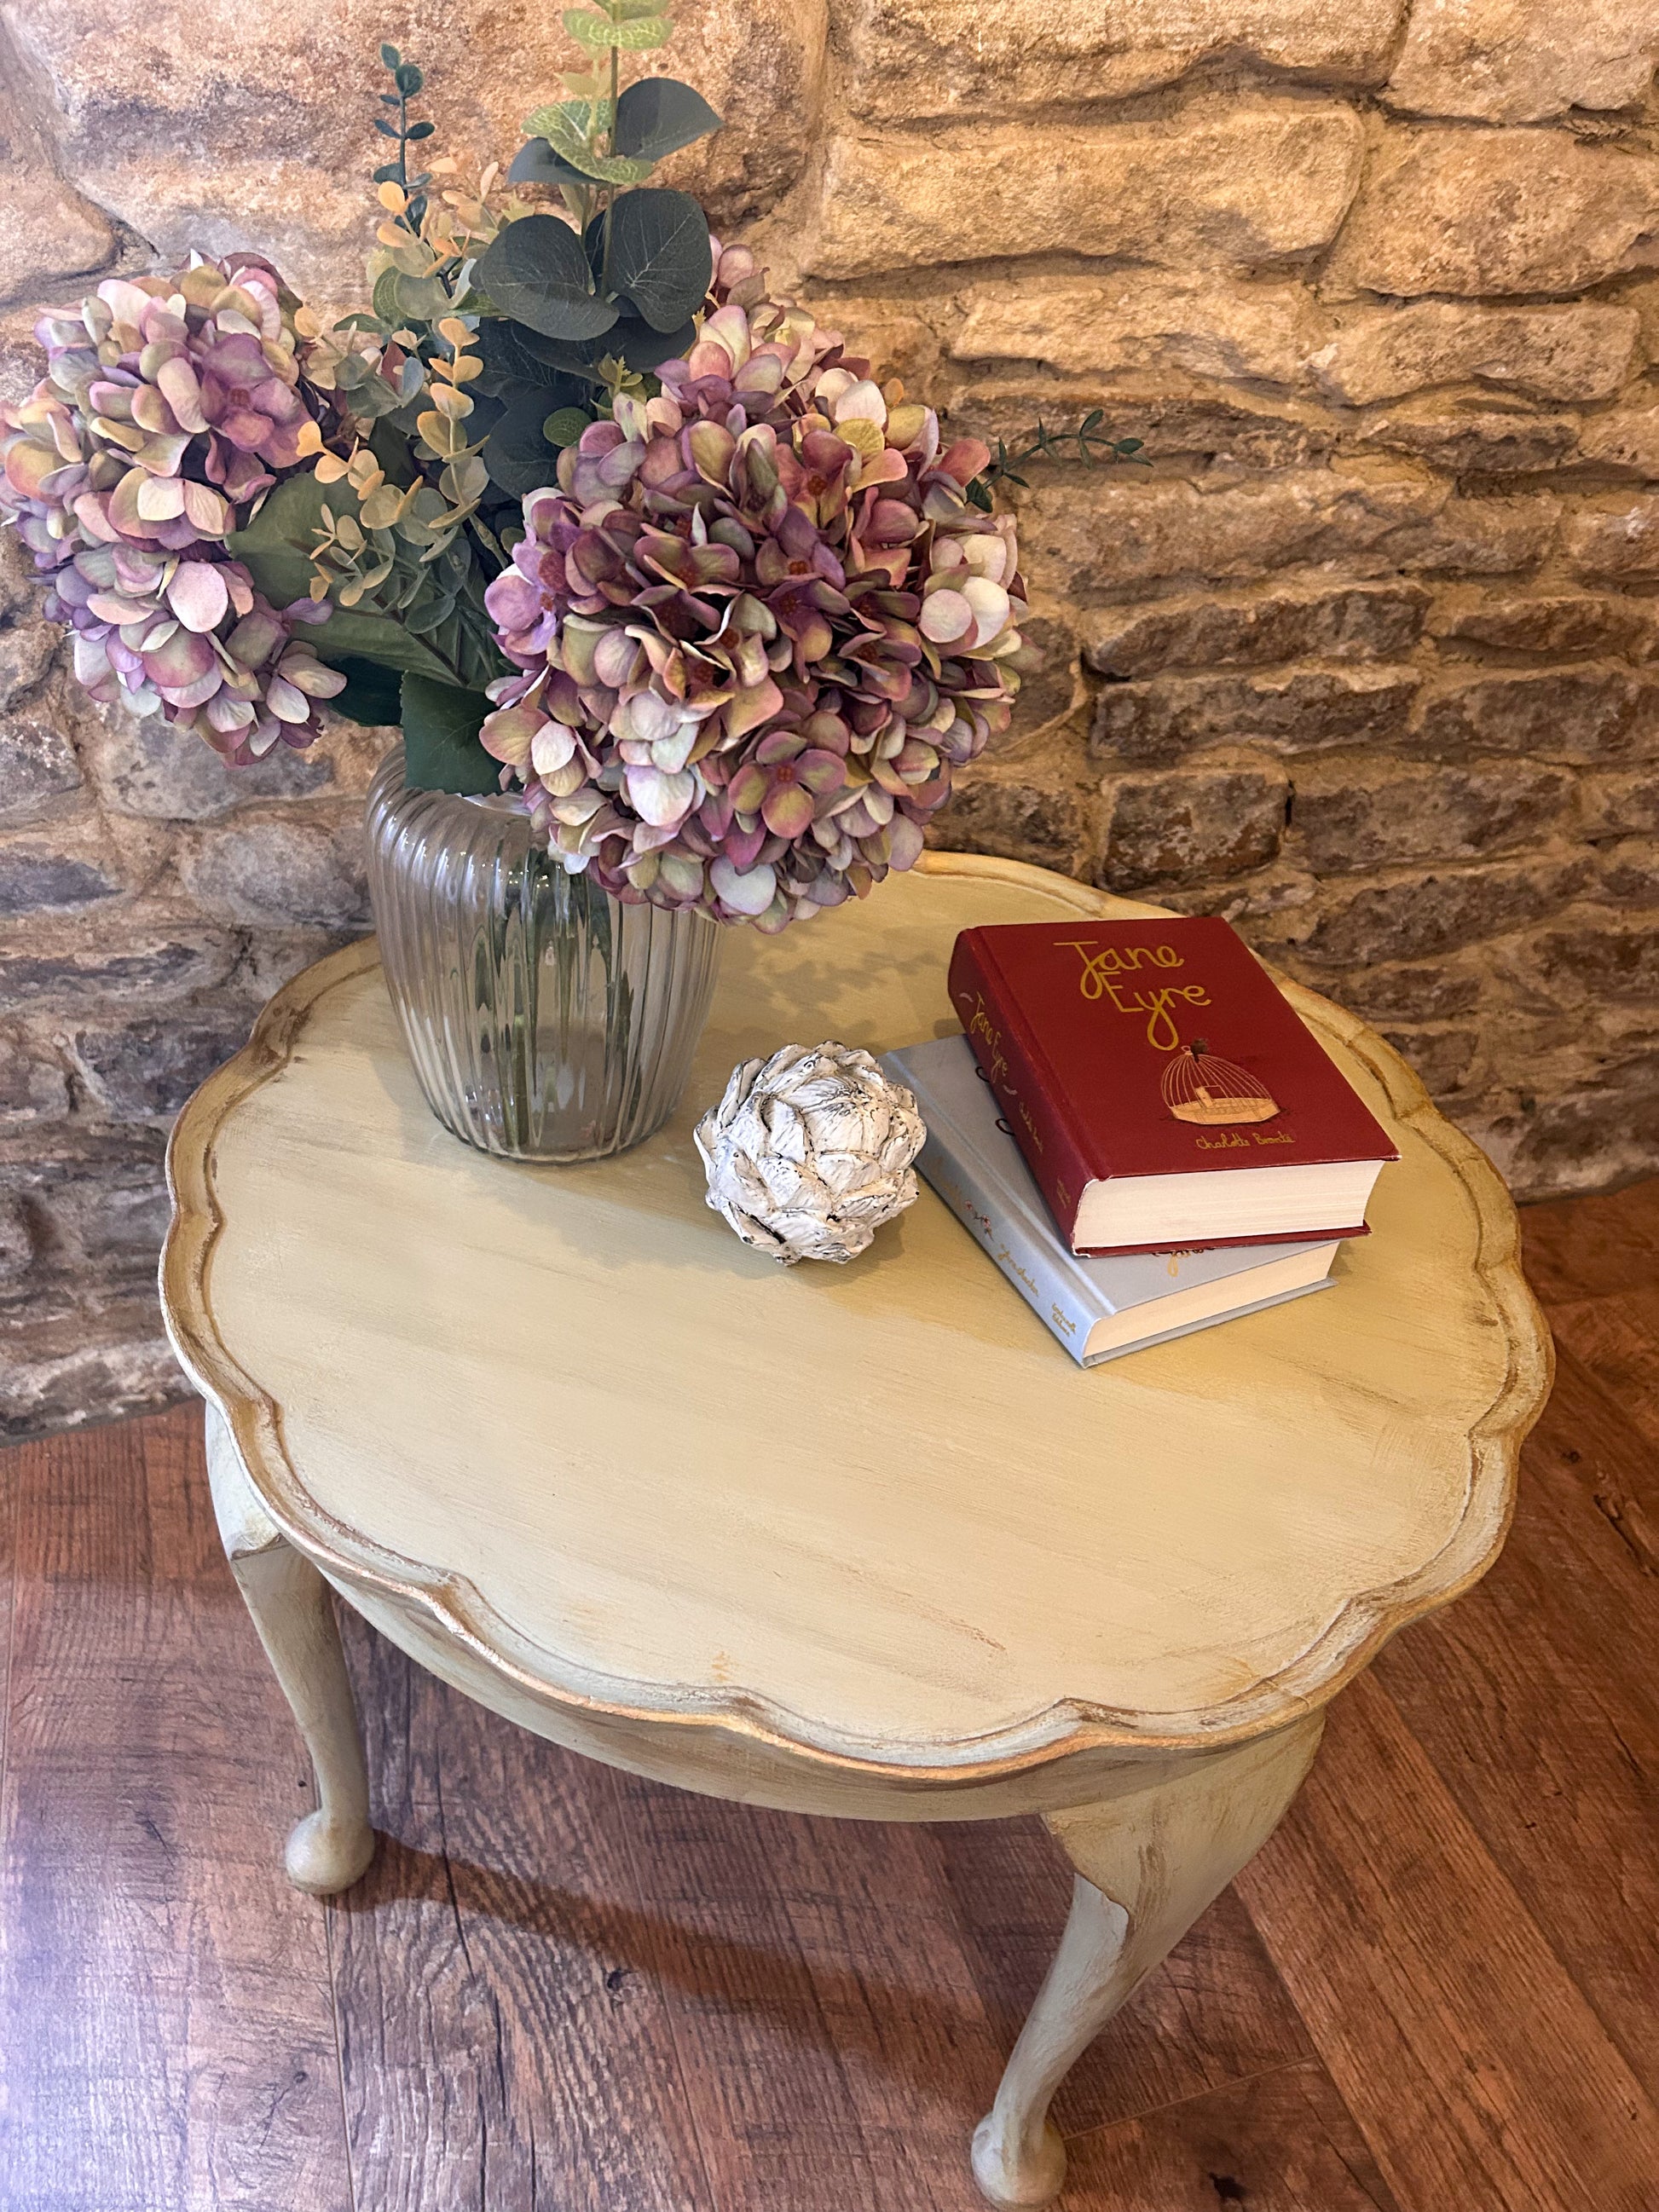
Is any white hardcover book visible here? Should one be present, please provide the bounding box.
[885,1035,1339,1367]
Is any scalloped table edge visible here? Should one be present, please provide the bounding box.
[159,850,1555,1785]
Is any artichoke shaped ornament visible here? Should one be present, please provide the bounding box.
[695,1042,925,1265]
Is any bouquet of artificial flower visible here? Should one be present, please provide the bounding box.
[0,4,1025,931]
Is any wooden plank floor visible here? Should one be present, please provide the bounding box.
[2,1181,1656,2211]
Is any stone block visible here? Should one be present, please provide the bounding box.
[0,1302,186,1442]
[949,274,1326,387]
[68,1016,254,1123]
[925,769,1089,876]
[1384,0,1659,124]
[1575,408,1659,478]
[0,1026,70,1120]
[1415,667,1645,763]
[1090,667,1421,762]
[1465,1047,1659,1201]
[0,615,58,712]
[1020,469,1447,602]
[1325,129,1659,298]
[1286,855,1590,966]
[1309,301,1639,407]
[85,707,335,821]
[960,385,1333,472]
[801,100,1366,280]
[1513,915,1659,1005]
[0,840,118,915]
[1427,591,1645,658]
[1357,405,1577,476]
[0,927,239,1006]
[0,1193,32,1285]
[0,156,113,302]
[1392,494,1559,575]
[1566,498,1659,579]
[175,812,369,929]
[843,0,1404,121]
[38,1167,172,1270]
[0,710,81,818]
[1326,958,1483,1023]
[6,0,828,300]
[1083,585,1430,679]
[1595,836,1659,904]
[1286,754,1573,873]
[1577,769,1659,839]
[1379,1024,1481,1095]
[1097,759,1288,892]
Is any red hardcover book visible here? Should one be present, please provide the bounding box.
[947,915,1399,1255]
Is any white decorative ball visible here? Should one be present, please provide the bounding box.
[694,1042,927,1266]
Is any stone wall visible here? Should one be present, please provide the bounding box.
[3,0,1659,1435]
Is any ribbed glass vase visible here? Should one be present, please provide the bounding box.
[365,746,722,1162]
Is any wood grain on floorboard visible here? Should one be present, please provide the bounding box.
[1,1180,1656,2209]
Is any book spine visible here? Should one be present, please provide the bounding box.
[947,931,1101,1250]
[910,1124,1096,1369]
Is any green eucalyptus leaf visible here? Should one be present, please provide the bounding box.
[613,78,723,161]
[564,8,670,49]
[506,136,593,188]
[371,268,404,326]
[542,405,591,448]
[373,116,402,138]
[614,313,696,371]
[401,674,500,795]
[523,98,653,184]
[392,271,451,321]
[405,118,436,140]
[477,214,619,341]
[380,41,402,66]
[394,61,424,95]
[589,189,711,332]
[485,383,578,494]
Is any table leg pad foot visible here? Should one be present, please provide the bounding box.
[971,2114,1066,2207]
[285,1808,378,1896]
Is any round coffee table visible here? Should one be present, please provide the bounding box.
[160,852,1550,2209]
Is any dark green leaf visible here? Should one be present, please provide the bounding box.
[373,116,402,138]
[405,118,435,139]
[477,214,618,341]
[326,655,404,726]
[372,161,403,182]
[506,136,593,187]
[1116,437,1144,453]
[477,316,595,394]
[615,313,696,371]
[395,61,424,95]
[226,473,339,609]
[590,188,710,332]
[401,674,500,795]
[379,92,401,106]
[613,78,722,161]
[484,384,575,494]
[380,41,402,67]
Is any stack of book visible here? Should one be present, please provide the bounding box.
[884,915,1398,1367]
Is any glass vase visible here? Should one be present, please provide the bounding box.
[364,745,722,1162]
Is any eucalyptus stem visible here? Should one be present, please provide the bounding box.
[599,42,620,293]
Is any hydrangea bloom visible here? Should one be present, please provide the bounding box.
[481,243,1024,931]
[0,258,344,763]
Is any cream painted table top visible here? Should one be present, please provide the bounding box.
[161,851,1551,2207]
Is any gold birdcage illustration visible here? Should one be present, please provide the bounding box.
[1160,1039,1280,1127]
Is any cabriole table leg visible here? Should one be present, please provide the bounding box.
[203,1403,377,1897]
[971,1712,1325,2209]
